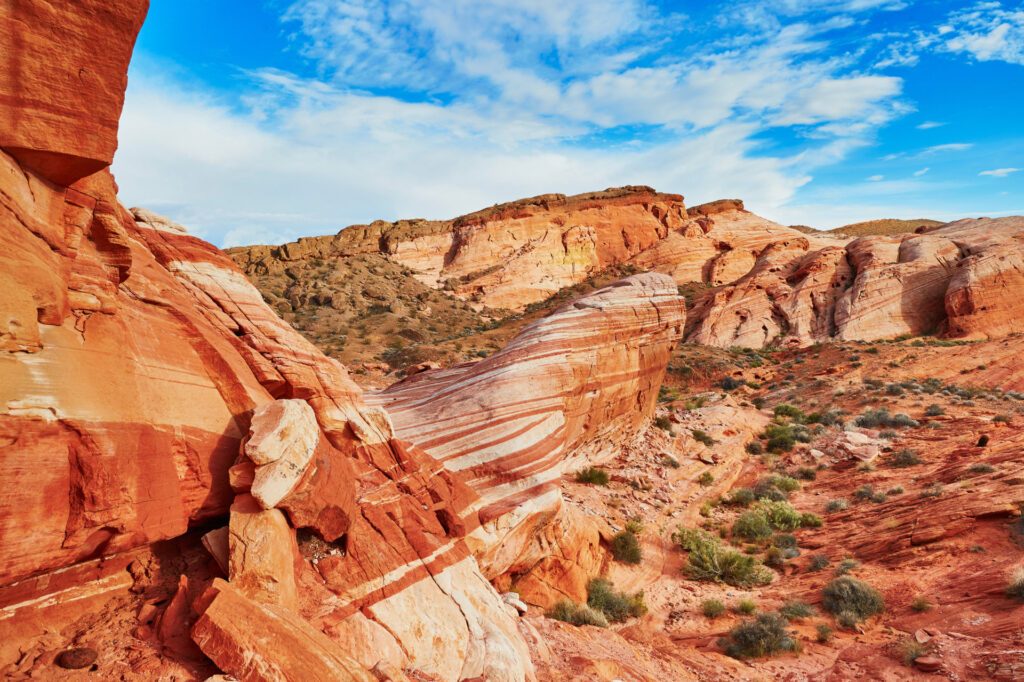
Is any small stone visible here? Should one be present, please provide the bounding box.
[55,647,97,669]
[914,629,931,643]
[914,655,942,673]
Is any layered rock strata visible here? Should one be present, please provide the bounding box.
[369,274,686,600]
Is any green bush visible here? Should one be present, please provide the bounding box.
[969,463,995,474]
[733,509,773,541]
[825,498,849,513]
[547,600,608,627]
[901,638,928,666]
[654,415,673,432]
[610,529,643,564]
[822,577,885,622]
[726,488,756,507]
[808,554,830,572]
[586,578,646,622]
[762,423,798,453]
[702,598,726,619]
[910,595,933,612]
[576,467,609,485]
[692,429,716,446]
[720,376,745,391]
[800,512,823,528]
[889,449,921,467]
[661,455,680,468]
[745,440,764,455]
[675,528,773,587]
[778,600,815,621]
[816,624,833,643]
[834,558,860,576]
[720,613,798,659]
[924,404,944,417]
[855,409,919,429]
[758,500,804,531]
[836,610,858,629]
[698,471,715,486]
[793,466,817,481]
[773,404,805,421]
[735,598,757,615]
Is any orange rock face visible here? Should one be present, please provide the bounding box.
[688,216,1024,347]
[0,0,148,184]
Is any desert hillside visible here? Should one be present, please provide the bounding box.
[1,3,1023,682]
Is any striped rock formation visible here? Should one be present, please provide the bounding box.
[369,273,686,602]
[688,216,1024,348]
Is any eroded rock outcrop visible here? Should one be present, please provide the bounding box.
[370,273,686,602]
[688,216,1024,348]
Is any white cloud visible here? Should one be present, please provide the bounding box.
[868,174,885,181]
[922,142,974,155]
[916,121,945,129]
[913,167,930,176]
[113,0,915,246]
[942,3,1024,64]
[979,167,1021,177]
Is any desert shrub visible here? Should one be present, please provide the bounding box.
[901,638,929,666]
[733,510,773,541]
[661,455,680,468]
[806,410,843,426]
[834,558,860,576]
[822,577,884,622]
[692,429,716,446]
[702,598,726,619]
[774,404,805,421]
[727,488,756,507]
[735,598,757,615]
[969,463,995,474]
[753,475,800,501]
[698,471,715,486]
[924,404,944,417]
[855,408,919,429]
[1007,567,1024,600]
[720,376,745,391]
[764,546,785,568]
[624,518,644,534]
[675,528,772,587]
[889,449,921,467]
[800,512,823,528]
[878,429,898,440]
[919,483,944,498]
[993,414,1011,423]
[610,529,643,564]
[778,600,815,621]
[836,610,859,629]
[772,533,798,549]
[816,624,834,643]
[853,485,887,504]
[758,500,804,531]
[825,499,849,513]
[575,467,609,485]
[720,613,798,659]
[887,486,904,495]
[547,600,608,627]
[910,595,933,612]
[808,554,831,572]
[762,423,798,453]
[586,578,646,622]
[794,466,817,481]
[745,440,764,456]
[654,415,673,432]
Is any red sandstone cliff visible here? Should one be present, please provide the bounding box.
[0,4,688,679]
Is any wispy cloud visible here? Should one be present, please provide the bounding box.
[868,174,885,181]
[916,121,945,129]
[979,167,1020,177]
[913,167,930,176]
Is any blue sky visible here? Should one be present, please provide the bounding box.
[113,0,1024,246]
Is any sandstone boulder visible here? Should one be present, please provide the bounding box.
[227,495,300,611]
